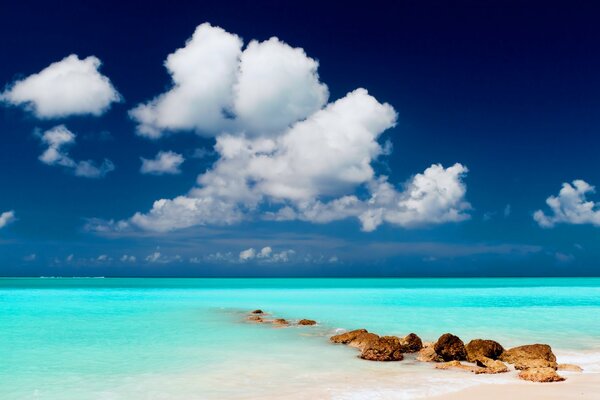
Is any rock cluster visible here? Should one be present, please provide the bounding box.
[245,309,581,383]
[330,329,423,361]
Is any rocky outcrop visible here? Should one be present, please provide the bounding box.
[272,318,289,326]
[518,367,565,382]
[251,309,264,314]
[499,344,557,370]
[330,329,369,344]
[247,315,263,323]
[348,332,380,350]
[298,319,317,326]
[557,363,583,372]
[400,333,423,353]
[434,333,467,361]
[465,339,504,362]
[360,336,404,361]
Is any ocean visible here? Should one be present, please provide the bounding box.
[1,277,599,399]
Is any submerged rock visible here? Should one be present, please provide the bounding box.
[360,336,404,361]
[400,333,423,353]
[330,329,369,344]
[475,357,509,374]
[499,344,557,370]
[272,318,289,326]
[417,342,443,362]
[518,367,565,382]
[465,339,504,362]
[298,319,317,326]
[247,315,263,323]
[557,363,583,372]
[434,333,467,361]
[435,360,482,373]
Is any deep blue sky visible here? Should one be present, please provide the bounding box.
[1,0,599,276]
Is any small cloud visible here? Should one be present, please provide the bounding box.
[328,256,339,263]
[190,147,215,159]
[146,252,161,263]
[96,254,111,262]
[482,211,495,222]
[23,253,36,261]
[239,248,256,261]
[120,254,136,262]
[534,180,600,228]
[0,210,16,229]
[140,151,184,175]
[555,252,575,263]
[503,204,511,217]
[66,254,74,262]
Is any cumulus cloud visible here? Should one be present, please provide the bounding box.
[0,210,16,229]
[38,125,115,178]
[238,246,295,263]
[93,23,470,233]
[129,23,327,138]
[120,254,136,262]
[140,151,184,175]
[534,180,600,228]
[1,54,121,118]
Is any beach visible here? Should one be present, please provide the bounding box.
[1,277,599,399]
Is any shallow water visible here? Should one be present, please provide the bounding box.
[1,277,599,399]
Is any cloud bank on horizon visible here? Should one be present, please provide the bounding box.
[89,23,471,233]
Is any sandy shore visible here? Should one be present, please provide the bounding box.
[433,373,600,400]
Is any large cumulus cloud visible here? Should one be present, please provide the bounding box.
[94,23,471,233]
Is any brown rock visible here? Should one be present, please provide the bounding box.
[475,357,509,374]
[330,329,369,344]
[417,343,443,362]
[247,315,263,322]
[272,318,289,326]
[435,360,482,373]
[557,363,583,372]
[465,339,504,363]
[434,333,467,361]
[400,333,423,353]
[348,332,380,351]
[251,309,264,314]
[518,367,565,382]
[499,344,557,370]
[298,319,317,326]
[360,336,404,361]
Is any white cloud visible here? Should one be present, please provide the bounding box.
[96,254,110,262]
[239,248,256,261]
[1,54,121,118]
[146,251,162,263]
[129,23,327,138]
[0,210,16,229]
[140,151,184,175]
[38,125,115,178]
[534,180,600,228]
[120,254,136,262]
[94,23,470,234]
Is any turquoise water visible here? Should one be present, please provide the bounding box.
[1,278,600,399]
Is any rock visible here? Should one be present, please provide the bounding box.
[499,344,557,370]
[247,315,263,322]
[330,329,369,344]
[518,367,565,382]
[558,363,583,372]
[434,333,467,361]
[417,343,443,362]
[272,318,289,326]
[400,333,423,353]
[298,319,317,326]
[474,357,509,374]
[251,309,264,314]
[360,336,404,361]
[435,360,482,373]
[465,339,504,362]
[348,332,380,351]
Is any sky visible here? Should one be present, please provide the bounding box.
[1,0,600,277]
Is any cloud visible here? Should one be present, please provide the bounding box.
[94,23,470,233]
[129,23,327,138]
[140,151,184,175]
[534,180,600,228]
[239,248,256,261]
[1,54,121,118]
[0,210,16,229]
[23,253,36,261]
[238,246,295,263]
[38,125,115,178]
[120,254,136,262]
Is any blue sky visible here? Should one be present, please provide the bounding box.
[1,0,599,276]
